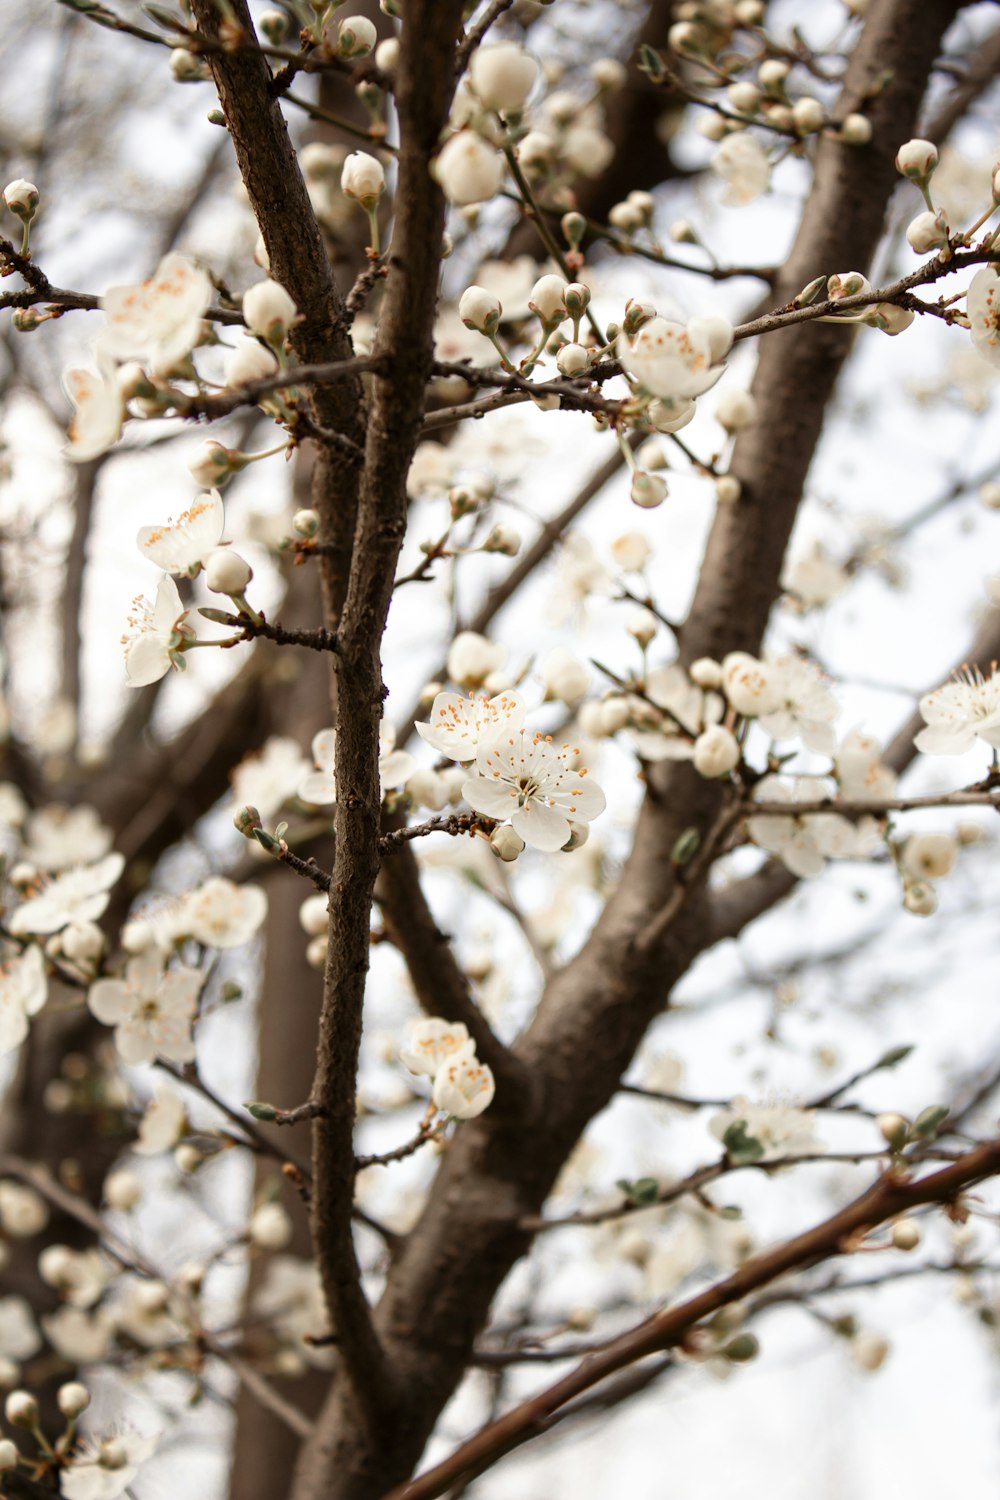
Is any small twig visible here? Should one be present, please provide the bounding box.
[378,812,493,853]
[455,0,517,72]
[355,1106,442,1170]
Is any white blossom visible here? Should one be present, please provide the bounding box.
[41,1306,112,1364]
[915,666,1000,754]
[38,1245,112,1309]
[337,14,376,57]
[0,945,47,1054]
[60,1430,158,1500]
[205,547,253,595]
[895,137,938,181]
[64,362,123,461]
[746,776,858,877]
[629,664,722,761]
[88,951,201,1064]
[447,631,508,689]
[253,1256,335,1369]
[299,724,415,805]
[230,737,311,821]
[224,337,279,387]
[416,690,525,761]
[10,854,124,936]
[463,731,606,852]
[693,725,741,778]
[712,133,770,205]
[434,132,505,206]
[400,1018,474,1078]
[720,651,781,718]
[243,279,299,344]
[757,655,839,753]
[182,876,267,949]
[0,1297,41,1362]
[137,489,224,576]
[710,1098,820,1160]
[433,1053,496,1119]
[782,543,849,610]
[835,728,897,801]
[25,804,112,870]
[618,314,730,401]
[469,42,538,114]
[0,1181,48,1237]
[122,575,193,686]
[901,832,957,880]
[967,265,1000,367]
[134,1085,187,1155]
[99,252,211,375]
[906,209,949,254]
[341,151,385,204]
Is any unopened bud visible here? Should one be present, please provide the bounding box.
[57,1382,91,1419]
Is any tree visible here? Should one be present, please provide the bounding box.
[2,0,1000,1496]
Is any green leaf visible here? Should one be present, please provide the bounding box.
[616,1176,660,1206]
[245,1101,277,1122]
[913,1104,949,1139]
[722,1333,759,1363]
[722,1121,765,1165]
[875,1044,914,1071]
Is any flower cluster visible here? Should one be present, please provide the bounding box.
[399,1018,495,1120]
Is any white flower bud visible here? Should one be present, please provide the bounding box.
[341,151,385,206]
[877,1112,909,1148]
[483,525,521,556]
[188,438,244,489]
[891,1219,920,1251]
[60,921,105,964]
[600,697,631,734]
[626,608,658,647]
[541,647,589,703]
[697,113,727,142]
[841,113,872,145]
[591,58,626,91]
[249,1201,293,1249]
[338,14,376,57]
[259,10,288,44]
[758,59,789,90]
[735,0,765,20]
[905,209,950,254]
[5,1391,37,1428]
[374,35,399,73]
[715,475,742,503]
[174,1143,203,1173]
[57,1382,91,1418]
[980,481,1000,509]
[517,130,557,171]
[306,934,328,969]
[469,42,539,114]
[609,200,644,233]
[895,137,938,181]
[903,879,937,917]
[901,832,956,880]
[715,389,758,432]
[631,472,667,508]
[299,894,329,937]
[693,725,741,777]
[490,825,525,862]
[611,531,651,571]
[669,21,707,56]
[224,337,278,388]
[727,82,761,114]
[556,342,590,376]
[293,508,320,537]
[104,1169,142,1210]
[669,218,698,244]
[459,285,502,334]
[851,1331,889,1371]
[205,547,253,595]
[0,1440,17,1471]
[3,180,39,221]
[447,631,506,688]
[405,769,448,812]
[690,657,723,689]
[721,652,780,716]
[792,96,824,134]
[171,49,210,82]
[529,274,568,323]
[434,132,505,206]
[243,279,299,345]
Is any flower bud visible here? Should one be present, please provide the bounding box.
[693,725,740,778]
[234,804,262,838]
[864,302,914,335]
[483,525,521,556]
[205,547,253,595]
[715,389,757,433]
[434,132,505,206]
[895,137,938,182]
[188,439,247,489]
[878,1112,910,1150]
[841,113,872,145]
[905,209,950,254]
[341,151,385,207]
[901,832,956,880]
[0,1440,18,1471]
[469,42,539,114]
[792,96,824,134]
[891,1219,920,1251]
[104,1169,142,1210]
[293,508,320,538]
[491,825,525,861]
[61,921,105,964]
[627,608,658,647]
[721,652,780,716]
[690,656,723,689]
[715,475,741,503]
[556,342,590,376]
[728,82,761,114]
[259,10,288,44]
[171,49,211,82]
[3,179,39,222]
[609,200,644,233]
[57,1382,91,1418]
[631,472,667,509]
[459,285,502,335]
[851,1331,889,1371]
[249,1201,293,1249]
[758,58,789,91]
[561,820,590,852]
[902,878,937,916]
[299,893,329,936]
[338,15,376,57]
[5,1391,37,1428]
[242,279,299,346]
[529,274,568,323]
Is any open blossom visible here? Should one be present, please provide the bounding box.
[721,652,781,718]
[746,775,858,877]
[433,1053,496,1119]
[64,361,123,461]
[967,265,1000,368]
[710,1098,820,1161]
[122,575,193,686]
[915,665,1000,754]
[25,804,112,871]
[0,945,47,1055]
[88,951,201,1065]
[230,737,311,821]
[134,1085,187,1155]
[137,489,224,576]
[447,631,508,689]
[400,1018,474,1078]
[629,664,723,761]
[416,690,525,762]
[181,876,267,949]
[835,728,897,801]
[618,314,731,401]
[60,1429,158,1500]
[299,725,415,805]
[463,730,606,852]
[757,655,839,753]
[711,132,770,205]
[10,854,125,935]
[99,252,211,375]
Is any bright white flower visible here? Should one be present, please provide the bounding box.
[341,151,385,205]
[901,832,957,880]
[122,575,193,686]
[243,279,299,344]
[915,666,1000,754]
[64,362,123,461]
[710,1098,820,1161]
[230,737,311,821]
[25,804,112,870]
[721,651,781,718]
[459,284,502,334]
[299,725,415,805]
[470,41,538,113]
[895,137,938,181]
[618,314,730,401]
[250,1201,293,1250]
[693,725,740,778]
[10,854,124,936]
[712,132,770,204]
[0,1297,41,1362]
[113,1275,181,1348]
[433,1053,495,1119]
[400,1018,474,1078]
[835,728,897,801]
[60,1429,157,1500]
[134,1085,187,1155]
[416,690,525,761]
[967,265,1000,367]
[99,252,211,375]
[434,131,505,206]
[447,631,508,689]
[757,655,839,753]
[137,489,224,576]
[0,945,47,1054]
[746,775,858,877]
[88,951,200,1065]
[224,337,279,387]
[182,876,267,948]
[463,731,606,852]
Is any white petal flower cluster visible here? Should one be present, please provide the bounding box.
[747,775,858,877]
[618,313,733,402]
[416,690,525,761]
[967,265,1000,368]
[400,1018,496,1120]
[628,664,723,762]
[915,665,1000,754]
[123,876,267,954]
[230,737,312,822]
[299,725,416,807]
[88,951,202,1065]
